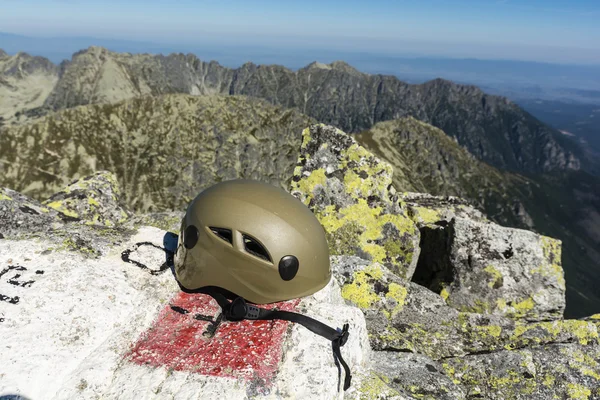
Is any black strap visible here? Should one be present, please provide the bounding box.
[201,289,352,391]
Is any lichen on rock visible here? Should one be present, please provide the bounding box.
[371,351,466,400]
[413,216,566,322]
[332,255,597,368]
[290,124,420,280]
[442,343,600,399]
[1,173,135,258]
[401,192,488,227]
[42,171,131,227]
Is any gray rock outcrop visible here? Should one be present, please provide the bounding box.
[1,123,599,399]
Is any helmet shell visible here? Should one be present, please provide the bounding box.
[174,179,331,304]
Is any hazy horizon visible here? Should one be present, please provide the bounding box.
[3,30,600,106]
[1,0,599,65]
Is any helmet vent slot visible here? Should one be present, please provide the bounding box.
[242,234,272,263]
[209,227,233,245]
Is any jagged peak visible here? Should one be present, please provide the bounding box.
[421,77,487,96]
[329,60,362,74]
[303,61,331,70]
[6,51,34,61]
[72,45,113,59]
[0,48,7,58]
[300,60,362,75]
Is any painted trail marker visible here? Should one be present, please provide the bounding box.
[126,292,299,384]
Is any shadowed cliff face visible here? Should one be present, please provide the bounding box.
[1,46,582,175]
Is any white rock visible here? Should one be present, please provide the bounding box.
[0,227,371,400]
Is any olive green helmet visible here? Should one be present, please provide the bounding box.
[174,179,331,304]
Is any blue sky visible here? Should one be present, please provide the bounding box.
[1,0,599,64]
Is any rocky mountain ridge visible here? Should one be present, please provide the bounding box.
[0,46,584,174]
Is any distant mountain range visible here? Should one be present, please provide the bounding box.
[2,31,599,95]
[0,46,599,318]
[0,46,587,175]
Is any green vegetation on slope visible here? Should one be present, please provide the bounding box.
[0,93,314,212]
[355,117,532,228]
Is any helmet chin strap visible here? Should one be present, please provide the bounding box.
[194,286,353,391]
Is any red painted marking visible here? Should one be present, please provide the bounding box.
[126,292,299,384]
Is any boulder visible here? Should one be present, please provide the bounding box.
[42,171,131,227]
[290,124,421,280]
[1,187,64,239]
[400,192,565,322]
[1,173,135,258]
[413,217,566,322]
[400,192,488,226]
[333,255,599,399]
[442,343,600,399]
[332,256,597,359]
[371,351,466,400]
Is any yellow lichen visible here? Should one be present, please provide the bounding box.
[440,287,450,301]
[441,363,461,385]
[511,320,598,346]
[317,199,415,265]
[536,235,566,290]
[489,372,522,390]
[341,269,381,310]
[568,349,600,380]
[543,374,555,387]
[567,383,591,400]
[300,127,311,149]
[346,143,377,164]
[0,192,12,201]
[511,296,536,317]
[412,206,441,224]
[295,168,327,198]
[484,265,503,289]
[364,264,385,280]
[385,283,408,317]
[45,200,79,218]
[475,325,502,338]
[496,298,507,311]
[358,372,401,399]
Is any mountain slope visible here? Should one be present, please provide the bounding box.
[355,117,533,228]
[0,50,58,125]
[0,94,314,211]
[24,46,583,175]
[355,117,600,317]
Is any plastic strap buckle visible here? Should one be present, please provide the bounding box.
[227,297,261,321]
[245,304,261,320]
